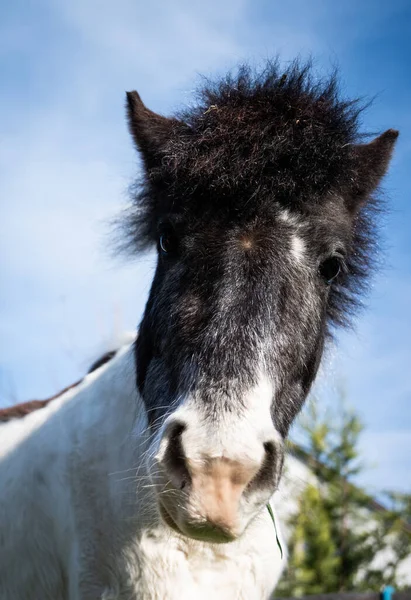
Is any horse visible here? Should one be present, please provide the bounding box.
[0,60,398,600]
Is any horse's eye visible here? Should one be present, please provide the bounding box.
[319,255,342,285]
[159,228,178,256]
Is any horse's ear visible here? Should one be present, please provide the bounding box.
[349,129,399,211]
[126,91,176,167]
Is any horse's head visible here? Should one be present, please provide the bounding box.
[125,63,397,542]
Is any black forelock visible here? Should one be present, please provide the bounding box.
[169,60,364,200]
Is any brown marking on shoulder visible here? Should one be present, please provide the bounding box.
[0,380,82,423]
[0,399,51,422]
[0,348,120,424]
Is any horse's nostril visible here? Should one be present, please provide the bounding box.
[165,419,186,442]
[162,420,191,489]
[246,440,278,494]
[263,440,276,459]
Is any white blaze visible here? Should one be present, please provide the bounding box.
[290,234,306,265]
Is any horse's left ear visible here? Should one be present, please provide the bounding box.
[349,129,399,211]
[126,91,177,168]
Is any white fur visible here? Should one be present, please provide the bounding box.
[278,211,306,266]
[290,234,306,265]
[0,342,285,600]
[168,376,277,465]
[277,209,301,228]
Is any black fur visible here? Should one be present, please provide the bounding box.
[121,60,398,439]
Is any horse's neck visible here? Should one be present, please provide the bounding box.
[0,344,149,523]
[0,346,285,598]
[66,343,147,466]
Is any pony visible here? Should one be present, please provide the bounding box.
[0,60,398,599]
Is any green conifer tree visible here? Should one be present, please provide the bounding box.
[278,394,411,596]
[276,483,339,596]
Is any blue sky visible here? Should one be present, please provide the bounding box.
[0,0,410,494]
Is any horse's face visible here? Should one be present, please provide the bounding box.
[125,66,397,543]
[137,202,344,542]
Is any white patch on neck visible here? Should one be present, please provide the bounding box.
[0,337,286,599]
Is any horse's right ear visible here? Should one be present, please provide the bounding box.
[126,91,176,167]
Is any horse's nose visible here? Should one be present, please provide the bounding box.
[156,420,274,541]
[185,455,261,539]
